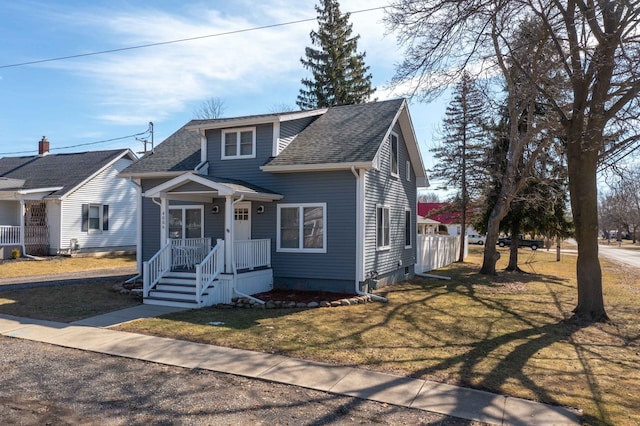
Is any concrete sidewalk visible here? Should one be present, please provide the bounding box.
[0,307,581,425]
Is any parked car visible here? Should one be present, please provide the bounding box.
[497,234,544,250]
[467,234,486,245]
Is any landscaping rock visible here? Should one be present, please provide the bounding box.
[320,301,331,307]
[307,301,319,308]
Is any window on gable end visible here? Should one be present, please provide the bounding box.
[376,205,390,250]
[390,133,399,177]
[406,160,411,181]
[82,204,109,233]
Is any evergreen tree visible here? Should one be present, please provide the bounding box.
[430,72,489,261]
[297,0,375,110]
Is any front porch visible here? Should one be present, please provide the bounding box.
[142,173,283,308]
[143,237,273,308]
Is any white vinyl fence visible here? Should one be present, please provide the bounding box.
[416,235,467,273]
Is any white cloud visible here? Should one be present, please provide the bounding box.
[37,1,399,125]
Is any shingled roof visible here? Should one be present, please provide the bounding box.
[119,124,202,177]
[0,149,133,198]
[265,99,405,167]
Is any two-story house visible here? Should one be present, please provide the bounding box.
[119,98,428,308]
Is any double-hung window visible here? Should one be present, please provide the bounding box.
[405,208,412,248]
[277,203,326,253]
[376,205,390,250]
[82,204,108,233]
[390,133,399,177]
[222,127,256,159]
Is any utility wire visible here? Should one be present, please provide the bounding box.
[0,126,151,156]
[0,6,386,69]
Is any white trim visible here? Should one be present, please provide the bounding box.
[356,168,366,283]
[276,203,327,253]
[376,204,391,251]
[185,109,327,132]
[167,205,204,239]
[261,162,373,173]
[404,208,412,249]
[272,121,280,157]
[390,132,399,178]
[199,129,208,165]
[221,127,256,160]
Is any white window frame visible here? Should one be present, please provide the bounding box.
[87,204,103,234]
[168,205,204,239]
[406,160,411,181]
[390,132,399,177]
[404,208,412,248]
[277,203,327,253]
[376,205,391,251]
[221,127,256,159]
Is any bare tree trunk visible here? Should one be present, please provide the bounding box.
[566,132,608,322]
[506,221,520,271]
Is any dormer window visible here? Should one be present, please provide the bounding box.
[222,127,256,159]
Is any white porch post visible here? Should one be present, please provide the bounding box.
[19,199,26,255]
[224,195,234,273]
[160,197,168,247]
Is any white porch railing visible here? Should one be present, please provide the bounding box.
[169,237,212,269]
[143,242,172,297]
[196,239,224,304]
[234,239,271,271]
[0,226,21,245]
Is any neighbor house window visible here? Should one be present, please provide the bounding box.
[82,204,108,233]
[376,205,390,249]
[221,127,256,159]
[405,208,412,248]
[277,203,326,253]
[390,133,399,177]
[168,206,203,239]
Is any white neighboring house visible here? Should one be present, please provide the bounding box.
[0,137,138,258]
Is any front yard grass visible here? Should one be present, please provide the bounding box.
[116,247,640,425]
[0,278,140,322]
[0,254,136,279]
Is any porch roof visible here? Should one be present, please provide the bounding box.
[144,172,283,202]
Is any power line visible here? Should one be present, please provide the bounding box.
[0,6,387,70]
[0,126,151,156]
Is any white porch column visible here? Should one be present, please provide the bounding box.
[160,197,168,247]
[224,195,234,273]
[19,199,26,255]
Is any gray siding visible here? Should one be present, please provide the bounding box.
[141,179,165,261]
[206,124,357,293]
[364,123,417,286]
[279,116,318,155]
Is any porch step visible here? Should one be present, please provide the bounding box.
[143,297,202,309]
[158,277,198,287]
[148,288,208,301]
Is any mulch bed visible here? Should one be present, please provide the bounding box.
[252,289,358,304]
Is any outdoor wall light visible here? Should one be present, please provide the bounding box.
[211,205,219,214]
[257,205,265,214]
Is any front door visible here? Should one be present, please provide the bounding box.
[234,202,251,241]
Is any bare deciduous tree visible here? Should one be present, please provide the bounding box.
[193,97,226,119]
[387,0,640,322]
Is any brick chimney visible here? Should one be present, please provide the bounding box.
[38,136,50,155]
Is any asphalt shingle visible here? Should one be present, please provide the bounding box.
[0,149,130,197]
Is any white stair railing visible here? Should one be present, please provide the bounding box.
[195,239,224,304]
[143,242,172,297]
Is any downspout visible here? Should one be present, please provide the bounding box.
[229,194,265,304]
[351,165,387,302]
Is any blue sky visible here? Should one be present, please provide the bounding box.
[0,0,448,172]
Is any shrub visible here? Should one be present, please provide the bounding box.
[11,248,20,259]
